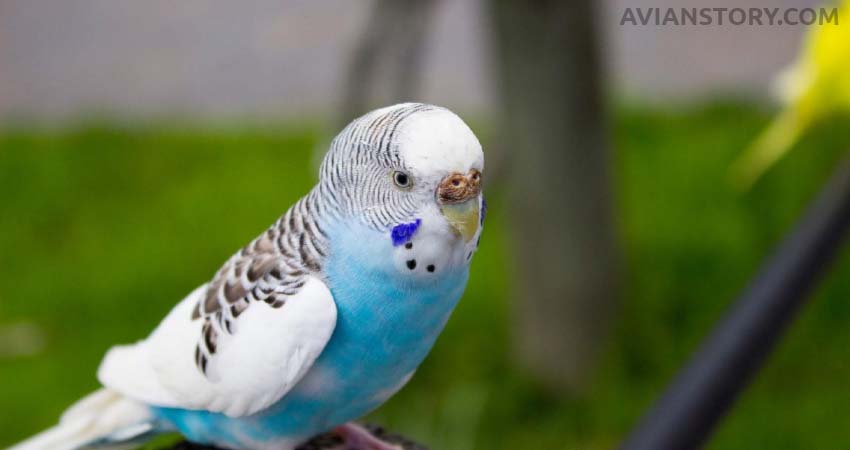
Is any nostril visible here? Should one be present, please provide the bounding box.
[439,173,477,203]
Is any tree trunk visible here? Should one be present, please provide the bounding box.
[313,0,437,171]
[489,0,620,392]
[339,0,437,126]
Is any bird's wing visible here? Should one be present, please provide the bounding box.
[97,248,337,417]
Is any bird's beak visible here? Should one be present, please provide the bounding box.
[437,169,482,243]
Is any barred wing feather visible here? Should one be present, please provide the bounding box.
[97,276,336,417]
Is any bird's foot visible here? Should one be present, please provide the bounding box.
[333,423,404,450]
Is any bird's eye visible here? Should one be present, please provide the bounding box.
[392,171,412,189]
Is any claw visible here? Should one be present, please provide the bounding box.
[333,423,404,450]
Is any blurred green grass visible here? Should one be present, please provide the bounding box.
[2,103,850,450]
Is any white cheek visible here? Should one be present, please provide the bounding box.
[389,200,484,276]
[392,228,456,276]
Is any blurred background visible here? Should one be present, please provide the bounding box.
[2,0,850,449]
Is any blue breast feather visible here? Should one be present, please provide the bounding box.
[154,221,469,447]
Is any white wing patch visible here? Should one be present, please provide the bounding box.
[98,277,337,417]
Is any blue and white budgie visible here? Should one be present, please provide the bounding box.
[12,103,485,450]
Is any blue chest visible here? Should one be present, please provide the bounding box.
[283,222,469,426]
[155,222,469,446]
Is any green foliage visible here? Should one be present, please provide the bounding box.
[1,104,849,449]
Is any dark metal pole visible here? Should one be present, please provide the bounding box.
[620,156,850,450]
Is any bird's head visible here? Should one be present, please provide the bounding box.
[319,103,484,245]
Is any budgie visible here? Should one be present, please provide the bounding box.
[11,103,486,450]
[731,1,850,188]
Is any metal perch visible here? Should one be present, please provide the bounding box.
[165,425,425,450]
[621,155,850,450]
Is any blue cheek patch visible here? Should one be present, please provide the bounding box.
[480,197,487,225]
[391,219,422,246]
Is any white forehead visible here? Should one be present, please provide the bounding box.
[394,107,483,175]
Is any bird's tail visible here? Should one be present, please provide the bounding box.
[9,388,164,450]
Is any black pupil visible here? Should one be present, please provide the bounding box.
[396,173,408,186]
